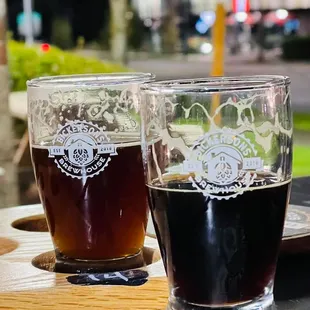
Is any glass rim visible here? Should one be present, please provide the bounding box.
[27,72,155,88]
[141,75,290,94]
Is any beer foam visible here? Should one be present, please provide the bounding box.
[33,132,162,149]
[32,131,142,149]
[32,141,141,149]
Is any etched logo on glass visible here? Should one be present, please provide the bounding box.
[183,129,264,200]
[48,120,117,179]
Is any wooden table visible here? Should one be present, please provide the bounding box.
[0,204,168,309]
[3,178,310,309]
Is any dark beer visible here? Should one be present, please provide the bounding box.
[31,143,148,261]
[148,176,291,306]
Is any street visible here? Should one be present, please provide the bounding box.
[129,54,310,112]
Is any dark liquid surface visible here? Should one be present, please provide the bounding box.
[148,178,291,306]
[32,144,148,260]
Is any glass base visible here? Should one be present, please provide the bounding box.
[167,294,274,310]
[54,249,145,274]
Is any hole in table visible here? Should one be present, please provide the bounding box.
[32,246,161,274]
[11,214,48,232]
[0,237,19,255]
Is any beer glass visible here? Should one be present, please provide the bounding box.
[27,73,154,273]
[140,76,292,309]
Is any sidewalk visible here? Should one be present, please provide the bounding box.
[128,54,310,112]
[77,48,310,112]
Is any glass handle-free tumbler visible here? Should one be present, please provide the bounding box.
[140,76,292,310]
[27,73,154,273]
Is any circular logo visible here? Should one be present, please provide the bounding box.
[48,121,117,179]
[183,129,263,200]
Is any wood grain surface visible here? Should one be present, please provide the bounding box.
[0,277,168,310]
[0,205,168,309]
[2,202,310,309]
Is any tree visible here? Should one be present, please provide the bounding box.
[257,15,266,63]
[161,0,179,53]
[51,17,74,50]
[128,9,145,51]
[109,0,128,64]
[0,0,18,207]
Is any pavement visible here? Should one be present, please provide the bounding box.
[12,51,309,119]
[127,52,310,112]
[78,49,310,112]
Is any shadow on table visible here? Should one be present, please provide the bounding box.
[275,253,310,302]
[274,176,310,308]
[290,177,310,207]
[274,177,310,308]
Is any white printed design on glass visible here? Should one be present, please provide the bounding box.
[48,120,117,179]
[183,128,263,200]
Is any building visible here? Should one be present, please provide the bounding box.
[132,0,163,19]
[131,0,310,36]
[133,0,310,18]
[192,0,310,11]
[249,0,310,10]
[191,0,230,13]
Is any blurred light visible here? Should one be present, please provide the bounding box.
[284,19,300,34]
[235,12,247,23]
[200,11,216,27]
[195,19,209,34]
[253,11,262,20]
[144,18,152,27]
[276,9,289,20]
[41,43,50,52]
[200,42,213,54]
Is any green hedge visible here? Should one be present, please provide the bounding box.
[8,40,129,92]
[282,36,310,60]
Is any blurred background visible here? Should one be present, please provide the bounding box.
[1,0,310,207]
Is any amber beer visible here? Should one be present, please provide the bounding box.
[31,142,148,261]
